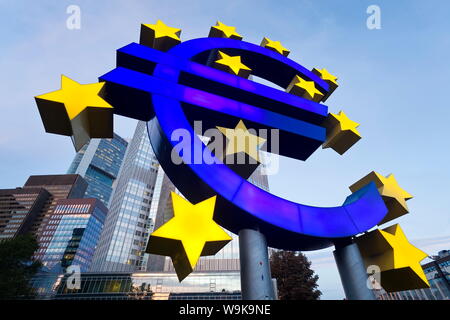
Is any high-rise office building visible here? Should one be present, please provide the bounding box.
[90,119,270,283]
[91,121,159,272]
[67,134,128,207]
[23,174,88,238]
[36,198,107,273]
[0,187,50,240]
[374,249,450,300]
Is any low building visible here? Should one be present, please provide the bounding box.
[0,187,50,240]
[30,271,241,300]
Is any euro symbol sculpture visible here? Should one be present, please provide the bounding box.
[35,20,428,295]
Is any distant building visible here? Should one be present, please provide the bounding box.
[0,187,50,240]
[375,250,450,300]
[0,174,87,241]
[67,134,128,207]
[36,198,108,273]
[91,121,159,272]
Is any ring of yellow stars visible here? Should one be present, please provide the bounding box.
[287,75,324,102]
[260,37,290,57]
[140,20,181,51]
[216,120,266,163]
[146,192,232,281]
[312,68,338,101]
[35,75,113,151]
[322,110,361,155]
[214,51,252,78]
[209,21,242,40]
[356,224,429,292]
[350,171,413,225]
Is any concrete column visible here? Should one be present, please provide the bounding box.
[239,228,275,300]
[333,240,376,300]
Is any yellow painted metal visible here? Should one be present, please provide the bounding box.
[216,120,266,163]
[287,75,324,102]
[356,224,429,292]
[350,171,413,225]
[209,21,242,40]
[312,67,338,101]
[260,37,290,56]
[214,51,252,78]
[146,192,232,281]
[34,75,113,151]
[140,20,181,51]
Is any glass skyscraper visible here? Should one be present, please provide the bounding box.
[37,198,107,273]
[67,133,128,207]
[91,121,159,272]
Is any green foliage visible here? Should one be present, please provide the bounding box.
[270,250,322,300]
[0,234,42,299]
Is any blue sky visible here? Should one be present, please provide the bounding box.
[1,0,449,299]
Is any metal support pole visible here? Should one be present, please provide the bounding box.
[333,239,376,300]
[239,228,275,300]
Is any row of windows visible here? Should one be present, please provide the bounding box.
[55,204,91,214]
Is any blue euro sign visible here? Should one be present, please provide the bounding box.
[99,38,387,250]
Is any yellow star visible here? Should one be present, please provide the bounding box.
[260,37,290,56]
[209,21,242,40]
[146,192,231,281]
[214,51,252,78]
[350,171,413,224]
[287,75,324,102]
[332,111,360,134]
[35,75,113,151]
[356,224,429,292]
[140,20,181,51]
[312,68,338,86]
[322,111,361,155]
[216,120,266,162]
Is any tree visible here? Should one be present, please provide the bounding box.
[0,234,42,299]
[270,250,321,300]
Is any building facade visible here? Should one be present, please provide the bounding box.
[375,250,450,300]
[67,134,128,207]
[36,198,108,273]
[0,187,50,240]
[90,121,159,272]
[30,271,241,300]
[0,174,87,241]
